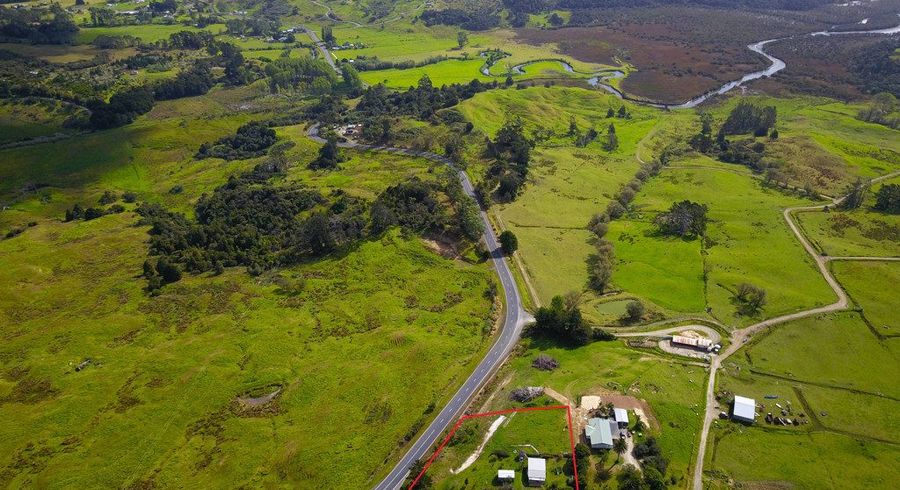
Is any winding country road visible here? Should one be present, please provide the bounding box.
[306,125,533,490]
[691,169,900,490]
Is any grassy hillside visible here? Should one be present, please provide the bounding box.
[0,82,497,488]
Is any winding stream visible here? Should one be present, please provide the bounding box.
[479,15,899,109]
[605,15,900,109]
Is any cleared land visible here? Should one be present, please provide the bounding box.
[475,339,707,486]
[458,86,661,304]
[709,311,900,488]
[0,85,497,488]
[832,261,900,337]
[428,408,573,489]
[612,157,833,326]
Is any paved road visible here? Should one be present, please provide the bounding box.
[301,26,340,73]
[306,125,532,490]
[690,168,900,489]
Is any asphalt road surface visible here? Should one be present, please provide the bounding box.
[307,125,532,490]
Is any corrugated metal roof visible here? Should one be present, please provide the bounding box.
[733,395,756,421]
[585,418,614,447]
[527,457,546,480]
[614,408,629,424]
[498,469,515,479]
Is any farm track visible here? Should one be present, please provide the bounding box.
[691,169,900,489]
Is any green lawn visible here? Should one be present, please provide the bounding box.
[431,408,572,489]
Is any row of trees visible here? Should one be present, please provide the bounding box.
[585,153,671,293]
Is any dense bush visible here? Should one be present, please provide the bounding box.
[874,183,900,214]
[154,64,215,100]
[0,5,78,44]
[530,295,592,345]
[356,75,496,121]
[655,200,708,238]
[265,56,338,94]
[196,121,277,160]
[89,85,155,129]
[721,101,777,136]
[420,6,501,31]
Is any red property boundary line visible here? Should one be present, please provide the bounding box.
[407,405,580,490]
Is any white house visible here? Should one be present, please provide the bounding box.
[527,457,546,485]
[732,395,757,423]
[498,469,515,481]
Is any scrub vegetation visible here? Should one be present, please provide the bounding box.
[1,0,898,488]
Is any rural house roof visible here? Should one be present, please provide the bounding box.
[585,417,616,448]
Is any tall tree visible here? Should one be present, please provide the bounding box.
[605,123,618,151]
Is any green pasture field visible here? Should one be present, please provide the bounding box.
[720,356,899,442]
[0,78,497,487]
[708,96,900,196]
[458,87,660,303]
[742,311,898,398]
[622,157,833,327]
[0,214,494,488]
[606,220,706,313]
[0,85,281,224]
[430,408,572,489]
[797,207,900,258]
[359,58,493,89]
[278,124,450,200]
[75,24,226,44]
[0,100,77,145]
[710,309,900,488]
[796,177,900,258]
[831,261,900,336]
[330,24,489,63]
[485,339,706,485]
[799,385,900,442]
[708,429,900,489]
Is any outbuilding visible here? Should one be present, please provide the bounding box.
[732,395,757,423]
[527,457,546,485]
[498,469,515,481]
[613,407,629,428]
